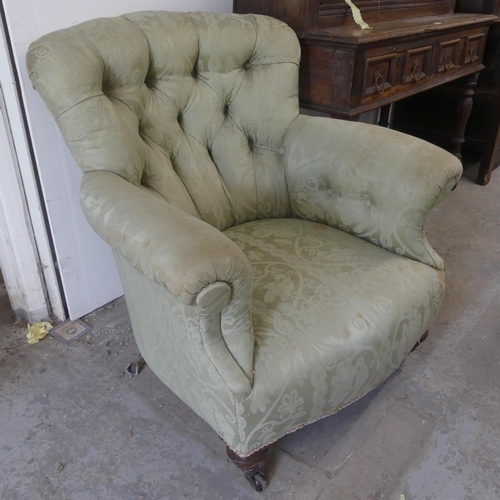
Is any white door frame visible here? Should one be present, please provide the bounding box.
[0,16,65,323]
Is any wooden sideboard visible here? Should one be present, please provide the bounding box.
[392,1,500,185]
[234,0,496,159]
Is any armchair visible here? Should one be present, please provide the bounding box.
[27,11,462,491]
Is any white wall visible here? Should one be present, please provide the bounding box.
[2,0,233,319]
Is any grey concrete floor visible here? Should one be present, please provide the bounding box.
[1,164,499,500]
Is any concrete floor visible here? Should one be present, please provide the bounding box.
[1,164,499,500]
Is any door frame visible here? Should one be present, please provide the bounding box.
[0,12,65,322]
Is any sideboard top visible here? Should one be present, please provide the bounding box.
[302,13,497,44]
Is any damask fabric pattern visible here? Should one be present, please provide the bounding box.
[27,11,462,459]
[27,11,299,230]
[285,115,463,271]
[114,218,444,457]
[224,219,444,454]
[80,170,255,390]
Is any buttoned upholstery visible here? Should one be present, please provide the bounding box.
[28,12,299,230]
[27,11,462,459]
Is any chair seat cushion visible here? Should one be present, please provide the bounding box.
[223,218,444,454]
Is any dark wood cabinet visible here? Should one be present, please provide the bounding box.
[235,0,465,31]
[296,16,493,118]
[234,0,495,160]
[393,4,500,185]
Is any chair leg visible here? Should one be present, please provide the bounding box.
[226,445,269,492]
[410,330,429,353]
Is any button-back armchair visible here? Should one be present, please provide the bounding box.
[27,11,462,491]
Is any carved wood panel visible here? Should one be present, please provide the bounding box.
[402,45,433,83]
[437,38,461,72]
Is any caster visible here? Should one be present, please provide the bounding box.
[411,330,429,353]
[244,469,267,492]
[226,445,269,491]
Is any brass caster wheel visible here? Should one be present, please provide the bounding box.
[244,469,267,492]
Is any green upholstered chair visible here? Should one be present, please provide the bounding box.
[27,11,462,491]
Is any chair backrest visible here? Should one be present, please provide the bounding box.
[27,12,301,230]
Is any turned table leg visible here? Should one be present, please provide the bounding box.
[450,72,479,161]
[378,104,391,127]
[227,445,269,492]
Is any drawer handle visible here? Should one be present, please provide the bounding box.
[412,63,422,82]
[470,48,478,63]
[443,55,452,71]
[373,72,386,94]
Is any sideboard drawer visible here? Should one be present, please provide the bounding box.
[463,33,485,64]
[402,45,433,84]
[436,38,462,73]
[358,28,489,106]
[297,14,495,117]
[363,53,397,97]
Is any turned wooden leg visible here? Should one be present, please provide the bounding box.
[378,104,391,127]
[450,72,479,161]
[411,330,429,353]
[227,446,269,492]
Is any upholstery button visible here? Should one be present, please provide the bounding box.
[327,189,333,196]
[278,148,285,155]
[223,104,229,115]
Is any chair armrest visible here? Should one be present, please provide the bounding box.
[284,115,462,270]
[81,170,252,305]
[80,170,255,393]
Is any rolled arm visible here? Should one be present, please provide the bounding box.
[81,170,253,305]
[80,170,255,396]
[284,115,463,270]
